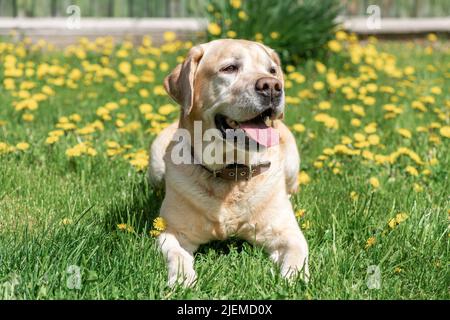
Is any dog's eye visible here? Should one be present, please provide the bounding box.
[220,65,239,73]
[269,67,277,75]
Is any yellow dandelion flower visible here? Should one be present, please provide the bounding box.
[118,61,131,75]
[351,118,361,127]
[313,161,323,169]
[153,217,167,231]
[429,158,438,166]
[341,136,352,144]
[16,142,30,151]
[22,113,34,122]
[298,171,311,185]
[363,96,376,106]
[397,128,412,139]
[292,124,306,133]
[158,104,177,115]
[159,62,169,72]
[139,103,153,114]
[430,86,442,95]
[318,101,331,110]
[149,230,161,237]
[335,30,347,40]
[254,33,263,41]
[238,10,248,20]
[313,81,324,90]
[129,157,148,172]
[354,133,366,142]
[208,23,222,36]
[301,220,311,230]
[286,65,295,73]
[439,126,450,138]
[61,218,73,225]
[395,212,408,224]
[404,66,415,75]
[45,136,59,145]
[270,32,279,40]
[117,223,127,231]
[388,218,397,229]
[413,183,423,193]
[117,223,134,233]
[369,177,380,189]
[153,85,166,96]
[394,267,403,273]
[163,31,177,42]
[86,148,97,157]
[230,0,241,9]
[405,166,419,177]
[365,237,376,249]
[226,30,237,38]
[139,89,149,98]
[295,209,306,218]
[368,134,380,145]
[315,61,326,74]
[350,191,359,201]
[364,123,377,134]
[328,40,342,52]
[426,33,437,42]
[388,212,409,229]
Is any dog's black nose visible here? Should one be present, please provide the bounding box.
[255,77,282,98]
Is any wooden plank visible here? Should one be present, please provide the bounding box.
[128,0,133,17]
[12,0,17,17]
[144,0,150,17]
[0,1,449,18]
[343,17,450,34]
[0,17,447,39]
[108,0,114,17]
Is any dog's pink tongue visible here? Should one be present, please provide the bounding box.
[239,122,280,147]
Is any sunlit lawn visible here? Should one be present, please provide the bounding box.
[0,34,448,299]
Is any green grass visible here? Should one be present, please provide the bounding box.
[0,37,448,299]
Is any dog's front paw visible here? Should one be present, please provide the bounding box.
[168,268,197,288]
[281,263,309,283]
[280,253,309,283]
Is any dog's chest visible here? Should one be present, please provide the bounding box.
[202,179,274,239]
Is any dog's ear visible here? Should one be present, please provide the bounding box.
[164,45,204,117]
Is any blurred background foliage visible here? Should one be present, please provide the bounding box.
[0,0,448,63]
[0,0,449,17]
[204,0,341,64]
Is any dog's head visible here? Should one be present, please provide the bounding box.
[164,39,284,165]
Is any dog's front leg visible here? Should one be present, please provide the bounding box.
[254,226,309,283]
[158,232,198,287]
[275,230,310,282]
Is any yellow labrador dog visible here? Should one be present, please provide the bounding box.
[148,39,309,286]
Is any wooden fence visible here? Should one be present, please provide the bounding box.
[0,0,202,17]
[0,0,449,18]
